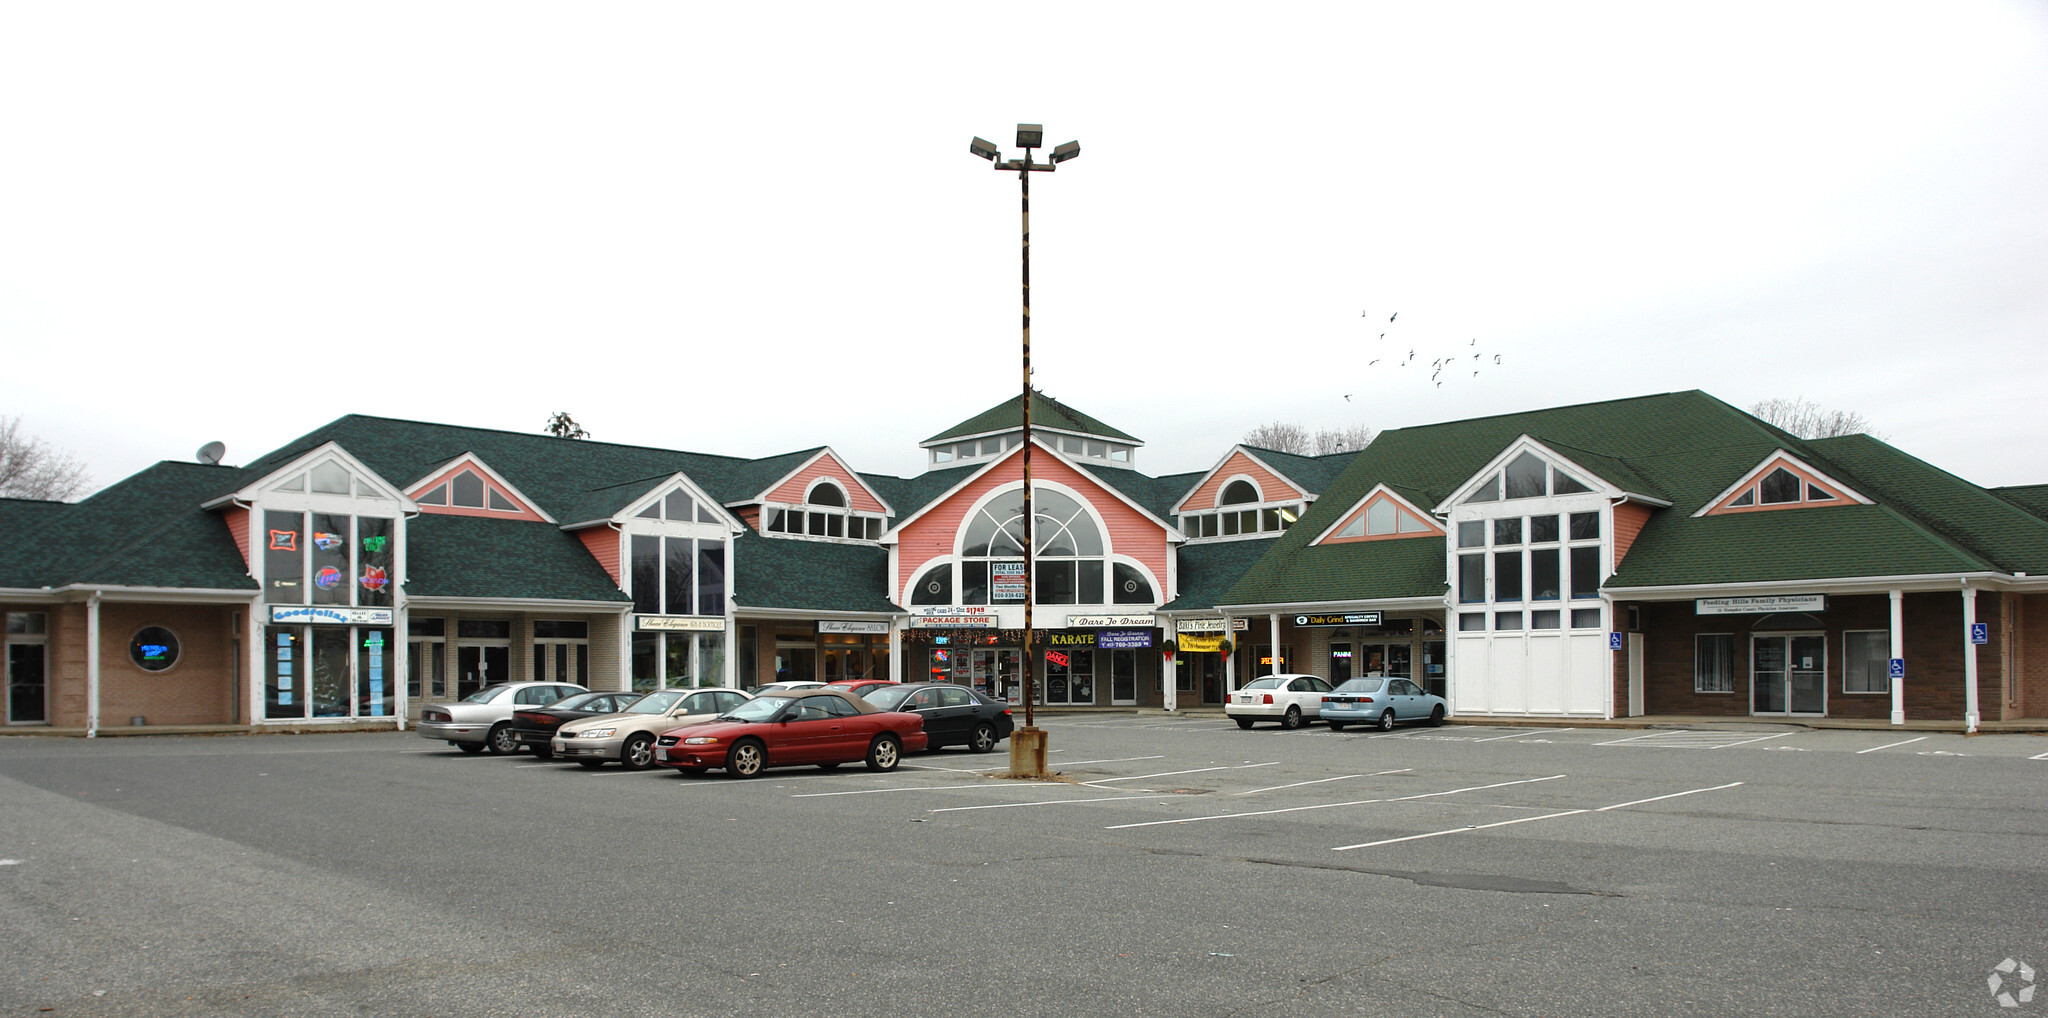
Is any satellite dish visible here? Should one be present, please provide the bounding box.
[196,441,226,465]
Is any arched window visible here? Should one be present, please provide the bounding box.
[943,487,1150,607]
[1220,479,1260,506]
[911,563,952,605]
[808,482,848,508]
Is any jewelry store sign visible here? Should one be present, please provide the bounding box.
[909,606,995,629]
[636,615,728,632]
[1695,595,1826,616]
[1175,617,1248,635]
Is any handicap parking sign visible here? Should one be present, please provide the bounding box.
[1971,623,1989,645]
[1888,658,1905,680]
[1608,632,1624,651]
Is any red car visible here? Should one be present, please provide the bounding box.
[655,689,927,778]
[822,679,900,701]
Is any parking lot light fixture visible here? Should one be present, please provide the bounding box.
[969,120,1079,779]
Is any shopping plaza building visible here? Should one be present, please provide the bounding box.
[4,389,2045,734]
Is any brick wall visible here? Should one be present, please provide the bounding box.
[96,603,240,726]
[2019,594,2046,719]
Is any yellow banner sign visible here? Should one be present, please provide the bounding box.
[1177,634,1223,653]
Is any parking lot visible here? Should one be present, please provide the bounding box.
[3,718,2045,1017]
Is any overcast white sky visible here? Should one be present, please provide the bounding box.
[4,2,2044,496]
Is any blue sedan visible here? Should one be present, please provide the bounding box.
[1320,677,1447,731]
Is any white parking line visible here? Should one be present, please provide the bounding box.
[1710,732,1796,749]
[1330,780,1744,851]
[1472,728,1574,743]
[791,782,1066,798]
[1593,731,1669,746]
[928,794,1180,813]
[1055,755,1166,767]
[1236,768,1413,796]
[2032,749,2048,761]
[1856,736,1928,755]
[1079,761,1279,787]
[1104,774,1567,830]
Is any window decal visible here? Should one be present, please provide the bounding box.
[314,567,343,590]
[313,531,345,551]
[269,530,297,552]
[361,535,389,553]
[359,566,390,593]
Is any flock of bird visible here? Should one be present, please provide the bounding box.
[1349,309,1503,397]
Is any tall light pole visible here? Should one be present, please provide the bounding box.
[971,123,1078,778]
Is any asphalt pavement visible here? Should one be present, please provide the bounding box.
[2,719,2044,1017]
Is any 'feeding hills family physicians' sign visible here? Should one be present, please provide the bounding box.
[1695,595,1826,616]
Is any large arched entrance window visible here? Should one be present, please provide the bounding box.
[914,487,1157,607]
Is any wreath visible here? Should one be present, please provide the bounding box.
[1161,638,1179,658]
[1216,637,1235,654]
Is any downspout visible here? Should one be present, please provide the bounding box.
[85,590,102,737]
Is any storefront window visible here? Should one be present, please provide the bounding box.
[310,515,351,606]
[128,626,180,672]
[357,628,394,716]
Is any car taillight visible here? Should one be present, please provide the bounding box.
[423,710,450,723]
[1262,694,1274,705]
[1360,697,1375,704]
[1321,696,1331,702]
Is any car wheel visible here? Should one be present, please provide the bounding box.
[531,743,554,760]
[866,734,902,772]
[486,723,520,755]
[726,739,765,778]
[577,759,605,769]
[1281,706,1302,730]
[1329,721,1348,731]
[1428,705,1446,727]
[1377,709,1397,731]
[970,723,997,753]
[621,733,655,771]
[1234,717,1254,730]
[456,741,485,755]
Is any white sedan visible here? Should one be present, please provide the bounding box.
[1226,673,1335,730]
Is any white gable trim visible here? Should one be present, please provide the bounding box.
[1309,484,1442,545]
[404,452,557,524]
[1690,450,1875,518]
[206,441,416,513]
[1432,435,1661,513]
[611,472,745,535]
[883,438,1181,545]
[1169,446,1314,514]
[755,448,897,516]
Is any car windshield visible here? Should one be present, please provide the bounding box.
[864,686,916,711]
[1241,677,1284,690]
[1335,678,1385,693]
[720,695,794,722]
[462,685,511,704]
[628,690,685,714]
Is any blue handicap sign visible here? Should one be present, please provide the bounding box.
[1887,658,1905,680]
[1971,623,1989,645]
[1608,632,1625,651]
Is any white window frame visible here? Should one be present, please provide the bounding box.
[1841,629,1891,694]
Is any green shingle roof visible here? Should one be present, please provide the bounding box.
[404,515,630,602]
[731,533,901,613]
[1991,484,2048,523]
[1241,447,1360,496]
[924,390,1140,445]
[0,462,255,591]
[1161,539,1284,611]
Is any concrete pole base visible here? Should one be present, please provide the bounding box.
[1008,726,1049,778]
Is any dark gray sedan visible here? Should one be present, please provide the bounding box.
[863,682,1013,753]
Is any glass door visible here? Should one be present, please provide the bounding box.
[8,642,47,724]
[532,641,589,684]
[1752,634,1826,715]
[456,644,510,699]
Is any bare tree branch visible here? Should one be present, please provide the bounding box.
[0,416,92,501]
[1244,422,1377,456]
[1749,398,1882,440]
[544,412,589,440]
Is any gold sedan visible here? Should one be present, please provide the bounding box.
[551,687,753,770]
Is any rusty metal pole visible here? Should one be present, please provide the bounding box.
[1019,148,1036,734]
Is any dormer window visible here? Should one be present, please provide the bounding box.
[1181,477,1303,540]
[417,469,520,513]
[765,481,885,541]
[1463,452,1592,504]
[1701,455,1864,516]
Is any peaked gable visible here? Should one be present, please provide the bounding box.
[758,449,892,514]
[1174,448,1312,514]
[1313,485,1444,544]
[1694,450,1873,517]
[408,454,553,523]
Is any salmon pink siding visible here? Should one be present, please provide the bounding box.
[896,451,1171,600]
[1181,451,1305,511]
[576,527,623,587]
[1318,491,1444,545]
[764,454,887,513]
[1613,502,1654,568]
[407,460,548,522]
[222,505,251,569]
[1703,456,1857,515]
[735,506,761,531]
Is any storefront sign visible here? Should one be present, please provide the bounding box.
[1293,612,1382,627]
[1047,632,1095,647]
[636,615,727,632]
[817,620,890,635]
[269,605,395,626]
[1695,595,1826,615]
[1177,633,1224,653]
[1174,618,1248,635]
[1065,613,1154,629]
[1098,629,1152,649]
[909,606,995,629]
[991,561,1027,602]
[1046,650,1070,668]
